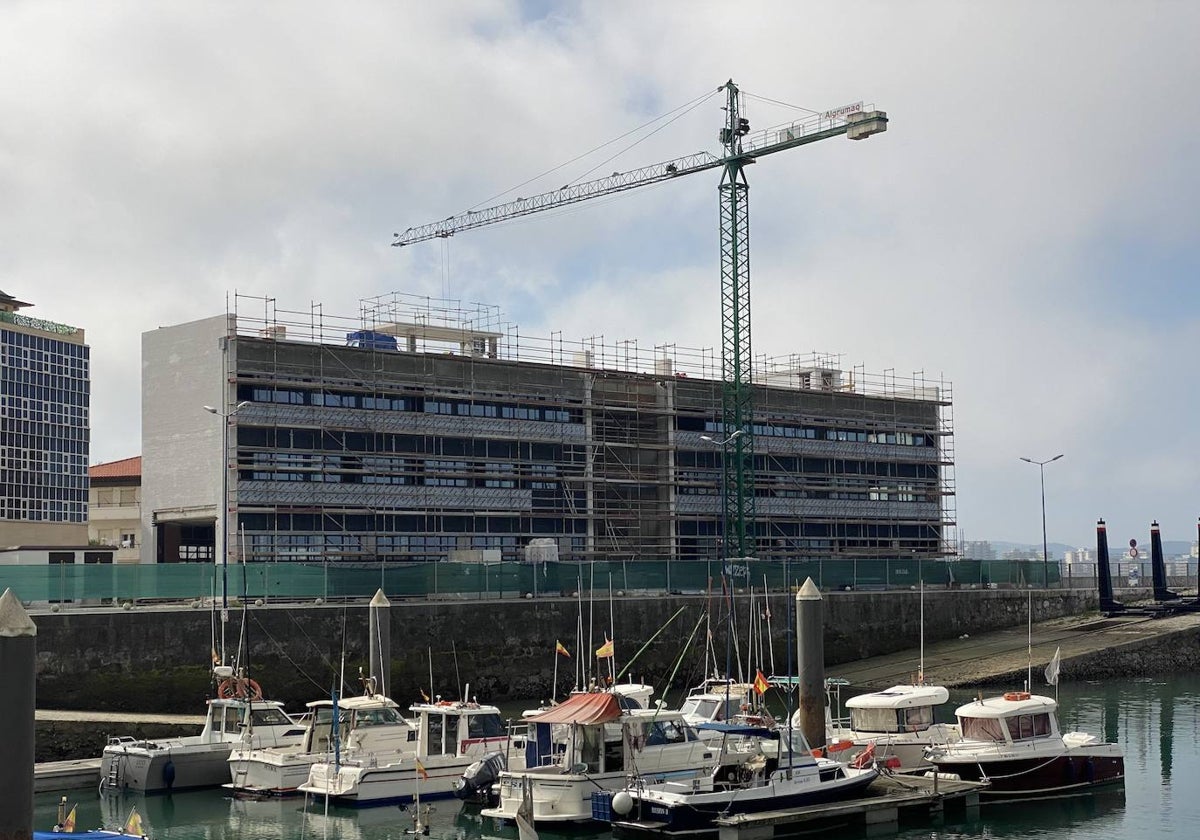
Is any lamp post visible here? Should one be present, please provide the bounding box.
[203,400,251,661]
[1019,453,1063,589]
[700,430,745,563]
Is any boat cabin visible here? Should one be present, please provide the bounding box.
[199,698,302,744]
[954,692,1059,744]
[842,685,950,735]
[409,700,507,758]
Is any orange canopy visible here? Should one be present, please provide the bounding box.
[525,691,624,724]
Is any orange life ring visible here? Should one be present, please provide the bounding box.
[217,677,264,700]
[825,740,855,754]
[436,700,454,707]
[1003,691,1031,701]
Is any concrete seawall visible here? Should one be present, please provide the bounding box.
[31,587,1101,712]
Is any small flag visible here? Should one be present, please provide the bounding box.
[1044,646,1062,686]
[420,688,430,702]
[415,758,429,780]
[123,807,144,837]
[516,776,539,840]
[211,647,220,666]
[62,804,77,833]
[595,638,614,659]
[753,669,770,695]
[555,640,571,658]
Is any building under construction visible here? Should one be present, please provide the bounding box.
[140,292,955,567]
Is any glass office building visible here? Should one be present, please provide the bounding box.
[0,290,90,542]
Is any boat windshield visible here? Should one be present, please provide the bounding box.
[467,713,505,738]
[249,707,293,727]
[1005,713,1052,740]
[353,707,405,727]
[850,705,933,734]
[960,716,1006,742]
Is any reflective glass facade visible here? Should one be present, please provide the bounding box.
[0,327,90,523]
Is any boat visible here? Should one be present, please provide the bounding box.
[481,690,756,825]
[226,692,415,796]
[99,667,305,794]
[607,723,878,837]
[679,678,757,732]
[924,691,1124,798]
[819,683,960,772]
[298,694,518,807]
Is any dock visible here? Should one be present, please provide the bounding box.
[34,758,101,793]
[713,774,982,839]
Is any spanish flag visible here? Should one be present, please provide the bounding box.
[556,640,571,658]
[123,807,144,837]
[595,638,615,659]
[753,669,770,696]
[415,758,429,780]
[62,804,77,833]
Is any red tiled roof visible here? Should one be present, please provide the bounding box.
[89,456,141,479]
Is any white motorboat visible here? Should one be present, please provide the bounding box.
[609,724,878,837]
[481,690,755,825]
[226,693,415,796]
[818,683,960,772]
[925,691,1124,799]
[100,669,305,794]
[298,696,518,807]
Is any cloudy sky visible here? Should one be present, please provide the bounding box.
[4,1,1197,548]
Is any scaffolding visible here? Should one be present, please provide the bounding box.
[223,291,956,564]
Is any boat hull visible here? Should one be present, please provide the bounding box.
[613,769,878,837]
[101,743,233,794]
[932,751,1124,799]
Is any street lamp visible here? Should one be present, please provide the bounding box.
[1019,453,1064,589]
[204,400,251,661]
[700,430,745,562]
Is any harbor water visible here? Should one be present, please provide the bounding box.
[35,673,1199,840]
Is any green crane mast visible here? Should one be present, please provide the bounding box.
[393,80,887,560]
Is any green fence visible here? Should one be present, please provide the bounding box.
[0,558,1062,605]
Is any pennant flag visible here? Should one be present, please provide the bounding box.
[516,776,539,840]
[1044,646,1062,686]
[555,640,571,658]
[420,688,431,702]
[415,758,429,780]
[61,804,77,833]
[753,669,771,695]
[123,807,144,837]
[595,638,614,659]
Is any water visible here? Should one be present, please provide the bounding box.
[36,674,1200,840]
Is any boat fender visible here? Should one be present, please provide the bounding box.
[437,700,454,707]
[163,759,176,790]
[1002,691,1031,701]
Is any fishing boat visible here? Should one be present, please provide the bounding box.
[608,723,878,837]
[481,691,755,825]
[226,693,414,796]
[99,667,304,794]
[820,683,960,772]
[298,694,517,807]
[924,691,1124,798]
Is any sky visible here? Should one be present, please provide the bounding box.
[3,1,1198,549]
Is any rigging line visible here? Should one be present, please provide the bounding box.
[569,91,716,185]
[462,87,719,213]
[249,612,337,695]
[740,90,821,116]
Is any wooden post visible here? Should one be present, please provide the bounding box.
[0,589,36,840]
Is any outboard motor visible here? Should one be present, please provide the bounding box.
[454,751,506,804]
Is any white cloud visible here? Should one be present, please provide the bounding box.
[4,0,1198,545]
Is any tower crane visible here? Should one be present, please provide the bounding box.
[393,80,887,559]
